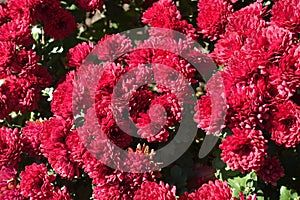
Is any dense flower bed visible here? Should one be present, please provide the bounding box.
[0,0,299,199]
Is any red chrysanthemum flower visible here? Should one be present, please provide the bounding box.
[241,25,292,66]
[220,25,292,77]
[281,43,300,74]
[0,127,22,169]
[182,180,233,200]
[81,149,111,185]
[94,33,133,62]
[14,49,49,78]
[221,63,272,128]
[211,31,243,65]
[78,109,160,181]
[225,2,266,37]
[7,0,61,23]
[19,163,56,199]
[66,42,94,68]
[0,166,22,200]
[0,17,33,46]
[93,183,121,200]
[136,92,181,142]
[30,0,62,23]
[266,66,296,104]
[266,45,300,104]
[134,181,177,200]
[6,0,31,20]
[197,0,233,40]
[103,60,185,143]
[219,128,267,173]
[152,61,197,97]
[211,3,267,64]
[7,48,37,75]
[215,24,294,130]
[8,50,52,113]
[269,100,300,148]
[76,0,104,12]
[257,156,285,186]
[142,0,198,39]
[92,145,159,200]
[40,117,79,180]
[21,120,43,158]
[271,0,300,34]
[43,8,77,40]
[19,163,72,199]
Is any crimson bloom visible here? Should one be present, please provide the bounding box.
[181,180,233,200]
[66,42,94,69]
[269,100,300,148]
[0,127,22,169]
[43,8,77,40]
[219,128,267,173]
[142,0,198,39]
[21,120,43,158]
[271,0,300,34]
[40,117,79,180]
[19,163,56,199]
[134,181,177,200]
[197,0,233,40]
[257,156,285,186]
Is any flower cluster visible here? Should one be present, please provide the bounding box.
[195,0,300,185]
[6,0,77,40]
[142,0,198,39]
[19,163,70,199]
[134,181,177,200]
[180,180,233,200]
[0,0,299,199]
[219,128,267,173]
[0,0,85,119]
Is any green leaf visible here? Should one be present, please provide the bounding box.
[66,3,78,10]
[280,186,300,200]
[0,79,5,87]
[42,87,54,101]
[31,25,42,42]
[228,172,257,198]
[256,190,264,200]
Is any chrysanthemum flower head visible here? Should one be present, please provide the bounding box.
[220,128,268,173]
